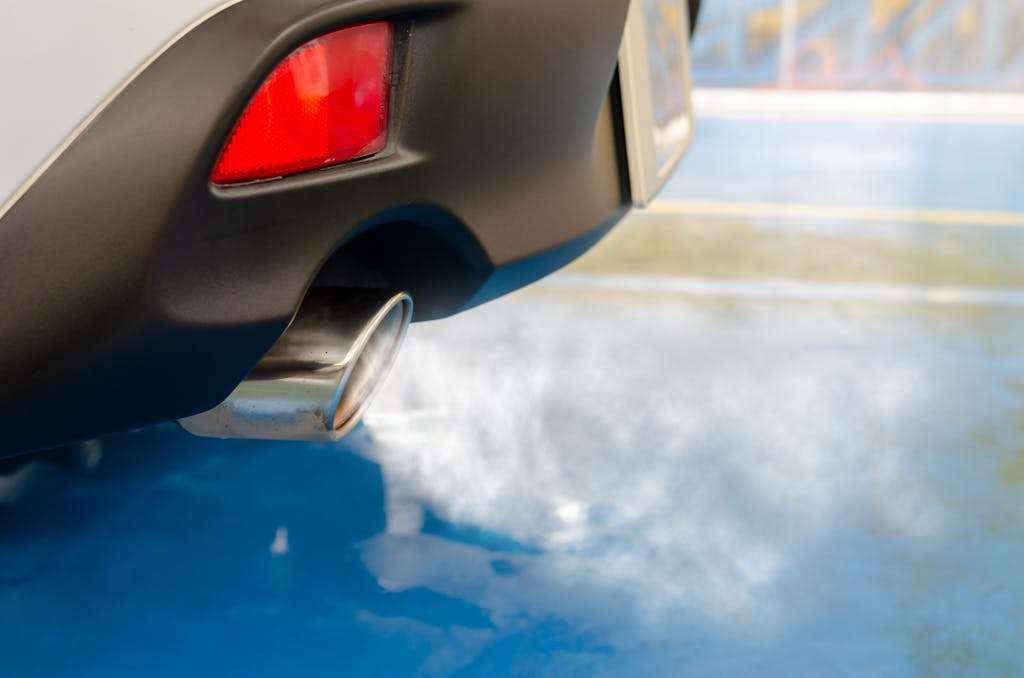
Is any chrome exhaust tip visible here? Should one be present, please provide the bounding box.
[180,289,412,442]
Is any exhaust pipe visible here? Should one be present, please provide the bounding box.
[180,288,412,442]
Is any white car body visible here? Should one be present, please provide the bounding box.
[0,1,231,208]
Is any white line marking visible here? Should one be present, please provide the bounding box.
[543,273,1024,309]
[693,88,1024,125]
[646,199,1024,228]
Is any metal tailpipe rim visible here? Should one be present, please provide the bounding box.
[180,288,413,442]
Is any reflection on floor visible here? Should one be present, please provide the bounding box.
[2,102,1024,676]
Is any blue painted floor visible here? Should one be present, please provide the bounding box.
[3,103,1024,676]
[664,116,1024,212]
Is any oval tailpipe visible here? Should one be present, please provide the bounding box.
[180,289,412,442]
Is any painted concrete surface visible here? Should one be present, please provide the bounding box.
[2,100,1023,675]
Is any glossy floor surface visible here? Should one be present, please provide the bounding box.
[3,98,1024,675]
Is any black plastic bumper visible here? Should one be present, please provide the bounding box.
[0,0,632,456]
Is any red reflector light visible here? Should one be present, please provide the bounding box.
[212,22,392,184]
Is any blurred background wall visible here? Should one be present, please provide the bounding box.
[691,0,1024,91]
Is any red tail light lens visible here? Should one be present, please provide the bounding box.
[211,22,392,185]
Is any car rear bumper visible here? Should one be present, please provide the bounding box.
[0,0,633,456]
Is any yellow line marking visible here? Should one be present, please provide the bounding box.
[544,273,1024,308]
[647,199,1024,228]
